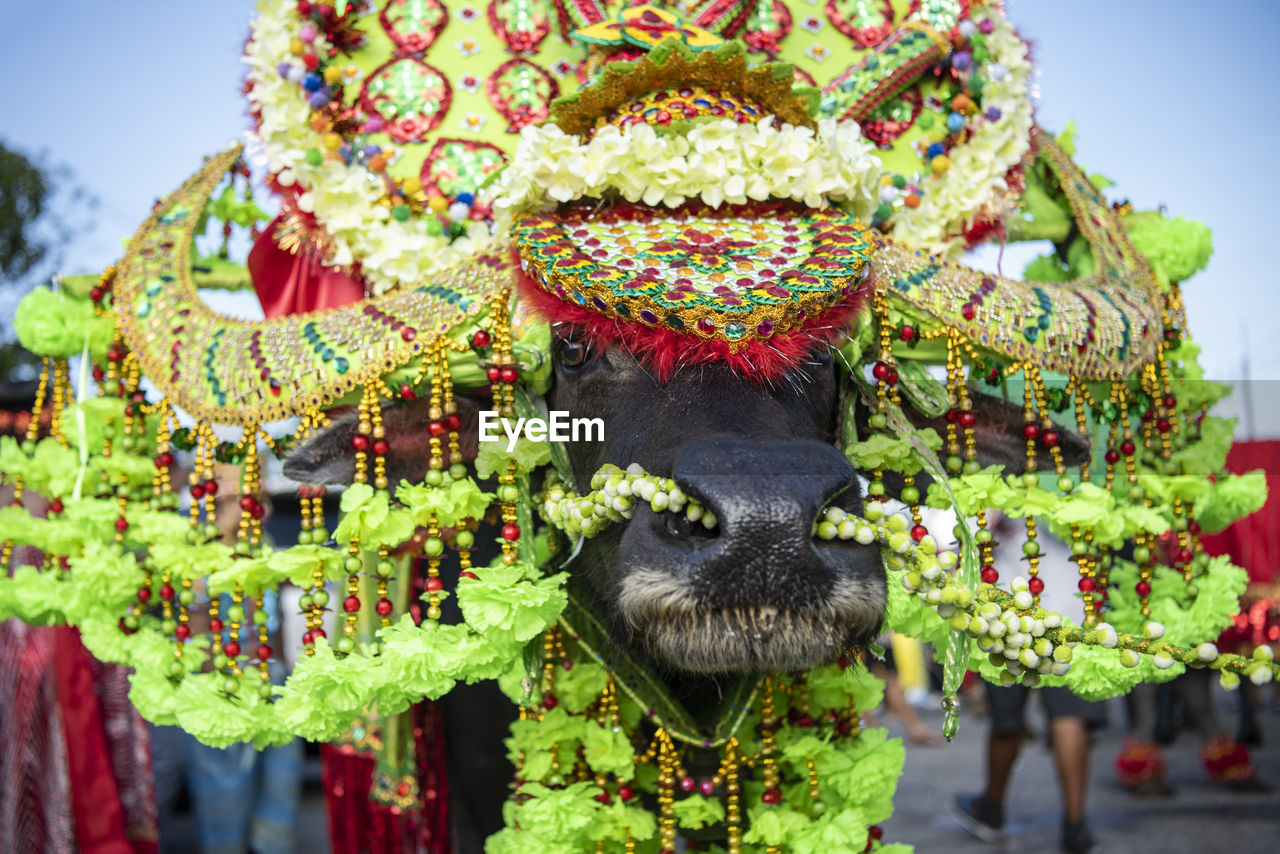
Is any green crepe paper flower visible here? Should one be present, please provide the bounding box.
[334,483,416,547]
[789,807,873,853]
[884,566,952,648]
[129,666,187,727]
[272,640,383,742]
[65,540,144,617]
[1174,416,1234,474]
[14,288,115,360]
[924,465,1013,516]
[208,552,279,596]
[474,435,552,479]
[266,544,348,586]
[805,662,884,714]
[1196,471,1267,534]
[397,478,494,528]
[670,793,725,830]
[555,657,610,713]
[378,617,479,699]
[1124,211,1213,287]
[148,540,236,583]
[0,565,68,624]
[846,429,942,475]
[125,508,190,547]
[744,806,814,846]
[1107,556,1247,645]
[174,670,268,748]
[455,560,568,644]
[580,718,636,778]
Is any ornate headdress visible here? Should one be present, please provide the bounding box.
[2,1,1269,850]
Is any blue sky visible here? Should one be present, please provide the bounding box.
[6,1,1279,429]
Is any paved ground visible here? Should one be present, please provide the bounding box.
[882,694,1280,854]
[164,691,1280,853]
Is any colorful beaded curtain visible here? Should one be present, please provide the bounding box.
[1,1,1273,852]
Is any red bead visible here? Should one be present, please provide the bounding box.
[499,366,518,384]
[191,484,206,500]
[399,383,416,400]
[256,644,272,660]
[204,480,219,496]
[209,618,223,633]
[618,785,634,801]
[175,624,191,640]
[137,587,153,602]
[797,714,816,728]
[375,598,393,616]
[459,571,478,580]
[872,361,890,381]
[1140,409,1154,423]
[89,287,104,301]
[980,566,998,584]
[240,495,256,511]
[427,420,446,436]
[699,780,715,795]
[595,790,612,804]
[486,366,502,382]
[1156,418,1171,433]
[424,577,443,592]
[1164,395,1177,408]
[301,631,314,646]
[899,325,916,342]
[837,655,851,669]
[1041,430,1059,447]
[542,695,558,709]
[302,52,319,70]
[343,595,361,612]
[680,777,695,792]
[502,523,520,541]
[1104,450,1120,464]
[958,411,976,428]
[961,302,975,320]
[1120,440,1136,456]
[156,452,174,468]
[869,826,884,840]
[444,413,461,430]
[160,583,176,600]
[311,628,326,640]
[224,641,241,658]
[472,330,492,348]
[761,788,781,804]
[1188,520,1201,534]
[1022,423,1039,439]
[250,503,266,520]
[351,434,370,451]
[1135,580,1151,597]
[1078,577,1097,593]
[114,517,129,532]
[945,408,959,422]
[92,368,105,381]
[911,524,929,542]
[1179,548,1195,565]
[49,499,64,515]
[885,369,899,386]
[297,0,313,13]
[1028,577,1044,594]
[372,439,389,456]
[400,326,417,342]
[118,617,137,635]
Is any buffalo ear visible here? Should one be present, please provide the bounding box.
[283,395,487,488]
[907,390,1090,474]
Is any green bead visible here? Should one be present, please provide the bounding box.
[259,684,274,700]
[425,537,445,557]
[213,653,228,670]
[1021,540,1040,557]
[456,530,475,549]
[178,589,195,606]
[345,556,363,572]
[305,149,323,166]
[227,605,245,623]
[1133,546,1151,564]
[312,590,330,608]
[20,439,35,453]
[336,637,355,654]
[500,485,520,503]
[1185,583,1199,600]
[1058,476,1075,493]
[376,560,395,578]
[1173,516,1188,532]
[392,204,412,222]
[204,522,220,540]
[1129,487,1145,501]
[975,529,993,544]
[123,614,141,631]
[900,486,920,505]
[425,469,444,486]
[161,619,177,635]
[253,609,269,626]
[449,463,467,480]
[868,412,888,430]
[236,538,250,553]
[867,481,886,497]
[945,455,963,473]
[296,529,313,545]
[1022,472,1040,487]
[298,594,314,611]
[222,677,240,695]
[186,529,200,544]
[168,660,185,677]
[1071,540,1089,556]
[962,459,981,475]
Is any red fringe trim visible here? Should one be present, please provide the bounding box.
[512,248,870,384]
[1114,738,1167,789]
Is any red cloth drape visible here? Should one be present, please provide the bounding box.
[1200,440,1280,650]
[247,215,367,317]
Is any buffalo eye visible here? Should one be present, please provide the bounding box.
[555,334,594,370]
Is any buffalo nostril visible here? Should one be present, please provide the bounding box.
[658,508,719,544]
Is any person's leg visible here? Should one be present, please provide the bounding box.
[952,683,1027,841]
[1049,716,1089,823]
[984,728,1023,805]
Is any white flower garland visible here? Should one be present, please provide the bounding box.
[244,0,493,295]
[487,117,883,230]
[887,11,1034,257]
